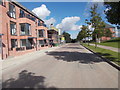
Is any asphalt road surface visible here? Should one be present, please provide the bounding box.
[2,43,119,88]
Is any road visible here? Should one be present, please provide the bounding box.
[2,43,118,88]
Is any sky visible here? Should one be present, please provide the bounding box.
[19,2,111,39]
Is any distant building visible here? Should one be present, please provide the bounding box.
[101,23,116,41]
[47,27,59,46]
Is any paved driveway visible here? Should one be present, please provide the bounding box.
[2,43,118,88]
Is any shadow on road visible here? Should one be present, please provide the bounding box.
[2,70,57,89]
[47,51,103,64]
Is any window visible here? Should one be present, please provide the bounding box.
[38,29,45,37]
[38,20,40,26]
[39,40,44,47]
[11,39,17,48]
[38,20,43,26]
[20,39,33,48]
[20,9,25,18]
[20,23,31,35]
[19,9,36,21]
[20,39,26,47]
[0,0,6,7]
[9,3,16,18]
[0,0,6,6]
[10,22,17,35]
[43,24,47,27]
[0,0,2,5]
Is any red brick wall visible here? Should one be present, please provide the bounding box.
[1,1,49,59]
[101,28,116,41]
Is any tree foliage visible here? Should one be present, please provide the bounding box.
[77,25,87,41]
[90,4,105,43]
[104,2,120,25]
[104,29,112,37]
[62,31,71,43]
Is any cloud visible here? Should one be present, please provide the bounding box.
[56,16,82,31]
[44,18,56,27]
[32,4,56,27]
[32,4,51,19]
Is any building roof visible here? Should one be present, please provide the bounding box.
[9,0,44,22]
[105,23,115,28]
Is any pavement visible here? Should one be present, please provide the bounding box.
[1,43,119,88]
[90,44,120,52]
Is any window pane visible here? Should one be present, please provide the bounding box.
[39,40,44,45]
[38,29,45,37]
[10,22,16,35]
[9,3,16,18]
[20,24,26,35]
[11,39,17,48]
[20,39,26,47]
[20,9,25,17]
[20,23,31,35]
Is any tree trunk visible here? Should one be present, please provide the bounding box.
[88,37,90,46]
[95,34,97,48]
[85,38,86,43]
[98,38,101,43]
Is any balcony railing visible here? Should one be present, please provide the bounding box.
[48,34,58,38]
[38,23,47,27]
[20,31,31,36]
[19,13,36,22]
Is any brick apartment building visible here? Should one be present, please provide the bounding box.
[0,0,49,59]
[101,23,116,41]
[48,27,59,46]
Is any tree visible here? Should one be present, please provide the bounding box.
[62,31,71,43]
[104,2,120,25]
[89,4,105,47]
[85,19,92,46]
[104,28,112,39]
[77,25,87,43]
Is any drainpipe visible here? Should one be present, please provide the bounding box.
[0,35,3,60]
[35,29,37,51]
[6,23,9,57]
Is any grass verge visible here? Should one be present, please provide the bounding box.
[82,43,120,66]
[91,38,120,48]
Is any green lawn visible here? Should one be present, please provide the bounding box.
[91,38,120,48]
[82,43,120,66]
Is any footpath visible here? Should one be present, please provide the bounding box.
[89,44,120,52]
[0,45,65,71]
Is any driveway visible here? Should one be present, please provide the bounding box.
[2,43,118,88]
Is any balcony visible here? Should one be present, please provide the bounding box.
[38,23,47,27]
[19,13,36,22]
[48,34,58,39]
[7,11,16,18]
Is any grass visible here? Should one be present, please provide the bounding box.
[82,43,120,66]
[91,37,120,48]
